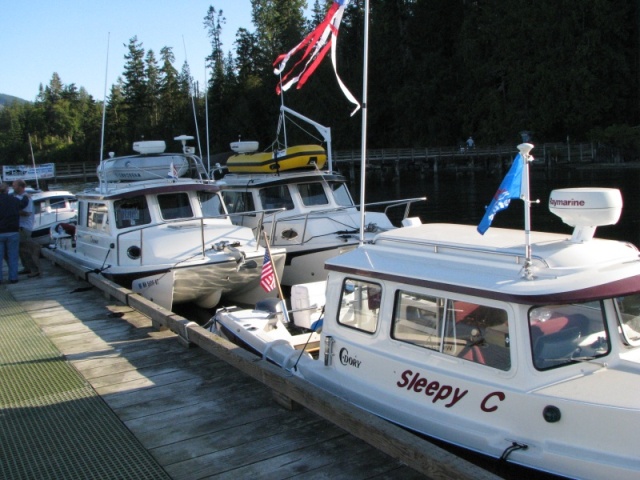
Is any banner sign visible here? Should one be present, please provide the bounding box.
[2,163,55,181]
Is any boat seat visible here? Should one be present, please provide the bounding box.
[454,301,479,322]
[530,314,589,344]
[460,344,486,364]
[533,326,582,369]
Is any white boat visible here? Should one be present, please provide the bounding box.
[216,106,424,286]
[211,145,640,480]
[53,136,286,310]
[31,190,77,245]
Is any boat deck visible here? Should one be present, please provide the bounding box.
[0,262,434,479]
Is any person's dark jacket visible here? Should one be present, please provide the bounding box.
[0,192,21,233]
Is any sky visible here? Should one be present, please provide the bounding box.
[0,1,271,101]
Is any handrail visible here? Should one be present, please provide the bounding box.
[112,209,281,266]
[265,197,426,247]
[375,236,550,268]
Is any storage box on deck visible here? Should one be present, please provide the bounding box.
[291,281,326,329]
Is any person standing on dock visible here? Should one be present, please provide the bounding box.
[12,179,41,278]
[0,183,23,284]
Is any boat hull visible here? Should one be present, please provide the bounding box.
[227,145,326,173]
[214,305,640,480]
[54,236,285,309]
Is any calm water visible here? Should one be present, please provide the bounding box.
[357,165,640,245]
[49,166,637,480]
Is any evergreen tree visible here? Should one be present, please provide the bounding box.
[145,49,161,132]
[158,47,184,140]
[122,36,149,141]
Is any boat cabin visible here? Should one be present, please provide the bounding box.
[73,182,231,267]
[220,171,355,218]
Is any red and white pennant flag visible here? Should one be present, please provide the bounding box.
[273,0,360,115]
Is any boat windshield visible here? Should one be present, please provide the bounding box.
[529,302,610,370]
[299,182,328,207]
[337,278,381,333]
[259,186,294,211]
[158,193,194,220]
[198,191,225,217]
[114,196,151,229]
[221,191,255,215]
[614,293,640,346]
[329,181,354,207]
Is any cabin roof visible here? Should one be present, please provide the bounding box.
[217,170,346,188]
[79,180,219,201]
[325,223,640,304]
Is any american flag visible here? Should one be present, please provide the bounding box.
[273,0,360,114]
[260,249,276,292]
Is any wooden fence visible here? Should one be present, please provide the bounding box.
[40,142,621,182]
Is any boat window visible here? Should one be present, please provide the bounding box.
[299,182,328,207]
[222,191,255,214]
[33,200,44,214]
[337,278,381,333]
[392,292,511,371]
[86,202,110,233]
[529,302,609,370]
[114,196,151,229]
[158,193,193,220]
[259,186,294,211]
[330,182,354,207]
[49,196,70,210]
[198,191,225,217]
[614,294,640,346]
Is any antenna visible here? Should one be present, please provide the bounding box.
[204,62,211,173]
[98,32,110,194]
[28,133,39,190]
[182,36,203,160]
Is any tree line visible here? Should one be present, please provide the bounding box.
[1,0,639,168]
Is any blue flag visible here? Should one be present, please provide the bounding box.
[477,153,524,235]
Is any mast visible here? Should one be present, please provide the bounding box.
[359,0,371,245]
[183,36,203,160]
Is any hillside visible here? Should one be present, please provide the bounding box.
[0,93,29,107]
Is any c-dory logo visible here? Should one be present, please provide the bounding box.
[339,348,361,368]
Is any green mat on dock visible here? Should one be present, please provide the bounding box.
[0,288,170,480]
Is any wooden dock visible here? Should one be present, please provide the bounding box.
[2,251,503,479]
